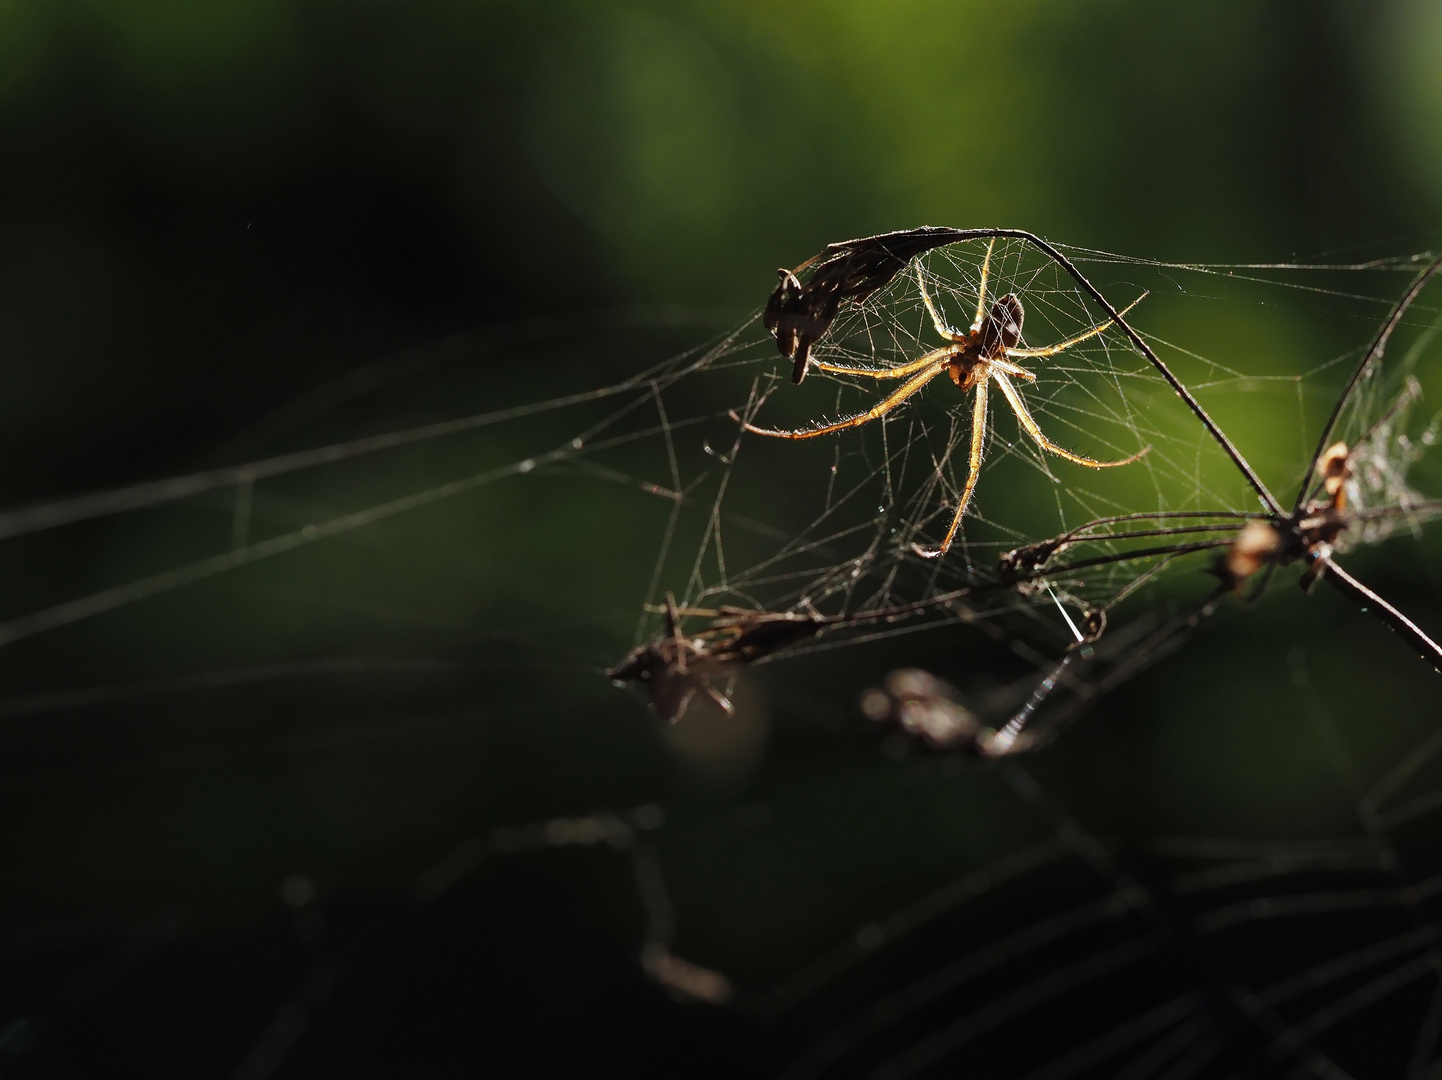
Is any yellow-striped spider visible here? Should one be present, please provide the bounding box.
[743,242,1150,557]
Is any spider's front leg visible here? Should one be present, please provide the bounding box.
[915,264,970,343]
[1005,291,1147,360]
[971,238,996,333]
[739,362,948,440]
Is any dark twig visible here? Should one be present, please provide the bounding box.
[1316,557,1442,674]
[997,230,1284,515]
[1294,253,1442,514]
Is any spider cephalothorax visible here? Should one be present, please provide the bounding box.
[946,293,1025,391]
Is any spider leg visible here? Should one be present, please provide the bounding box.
[743,363,946,440]
[915,264,968,341]
[1006,292,1148,359]
[992,370,1150,468]
[811,343,956,380]
[971,238,996,332]
[989,355,1036,381]
[913,372,990,558]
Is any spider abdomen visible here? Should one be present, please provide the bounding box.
[979,294,1025,356]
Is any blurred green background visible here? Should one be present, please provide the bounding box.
[3,1,1442,1077]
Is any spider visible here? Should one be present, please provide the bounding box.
[742,241,1151,557]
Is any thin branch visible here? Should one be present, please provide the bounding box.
[815,539,1232,632]
[1011,232,1285,514]
[1040,540,1234,576]
[1318,556,1442,674]
[1040,524,1246,545]
[1058,510,1265,532]
[1349,501,1442,523]
[1294,253,1442,514]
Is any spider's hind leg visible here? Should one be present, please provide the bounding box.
[993,370,1150,468]
[913,374,990,559]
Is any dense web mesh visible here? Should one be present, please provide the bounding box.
[6,235,1442,1078]
[609,237,1442,740]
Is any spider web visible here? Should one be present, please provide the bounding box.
[671,236,1223,627]
[4,238,1442,1078]
[619,237,1442,732]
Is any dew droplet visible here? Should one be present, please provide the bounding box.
[518,459,535,473]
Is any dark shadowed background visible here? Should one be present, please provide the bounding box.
[3,2,1442,1078]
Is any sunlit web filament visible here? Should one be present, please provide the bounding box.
[989,586,1088,753]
